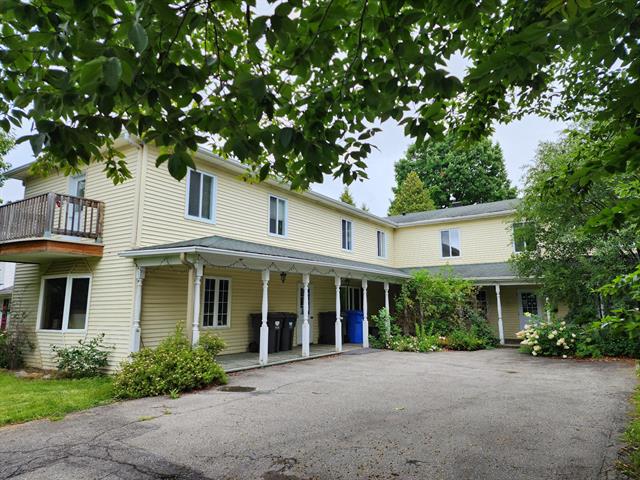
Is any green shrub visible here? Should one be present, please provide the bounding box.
[113,327,227,399]
[369,308,399,349]
[577,327,640,358]
[0,317,33,370]
[52,334,113,378]
[198,332,226,358]
[443,329,486,351]
[517,315,580,357]
[395,269,476,334]
[469,312,500,348]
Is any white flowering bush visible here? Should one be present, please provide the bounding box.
[516,314,581,358]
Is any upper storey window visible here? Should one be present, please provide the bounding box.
[441,228,461,258]
[513,222,536,253]
[269,196,288,236]
[186,169,216,223]
[377,230,387,258]
[341,219,353,251]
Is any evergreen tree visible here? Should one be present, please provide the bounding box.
[388,172,435,216]
[339,186,355,206]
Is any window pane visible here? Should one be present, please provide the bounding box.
[441,230,450,257]
[201,174,213,220]
[521,292,539,316]
[378,231,385,257]
[41,278,67,330]
[67,278,89,329]
[341,220,347,249]
[217,279,229,326]
[343,221,352,250]
[188,171,201,217]
[269,197,278,234]
[450,229,460,257]
[203,278,216,327]
[277,199,286,235]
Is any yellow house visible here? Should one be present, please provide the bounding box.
[0,139,548,371]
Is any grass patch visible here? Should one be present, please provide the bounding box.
[620,367,640,479]
[0,371,114,426]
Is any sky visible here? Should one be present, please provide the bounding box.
[0,115,567,217]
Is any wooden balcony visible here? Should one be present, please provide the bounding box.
[0,193,105,263]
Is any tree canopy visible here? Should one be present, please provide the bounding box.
[0,0,637,199]
[0,132,14,203]
[388,171,434,216]
[394,134,516,208]
[511,125,639,323]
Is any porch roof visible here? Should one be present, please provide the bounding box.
[121,235,410,280]
[405,262,535,284]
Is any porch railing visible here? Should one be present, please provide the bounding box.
[0,192,105,242]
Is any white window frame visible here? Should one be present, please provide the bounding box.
[185,168,217,224]
[341,219,354,252]
[440,228,461,259]
[201,276,232,329]
[37,274,92,333]
[377,230,387,258]
[512,222,532,254]
[268,195,288,238]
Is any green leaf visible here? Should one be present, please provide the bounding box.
[128,23,148,52]
[278,127,294,149]
[103,58,122,88]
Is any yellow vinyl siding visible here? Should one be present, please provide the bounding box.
[11,146,141,370]
[393,216,515,268]
[139,267,342,355]
[139,147,394,266]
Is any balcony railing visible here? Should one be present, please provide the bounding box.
[0,192,105,243]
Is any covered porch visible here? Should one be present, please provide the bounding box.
[121,235,408,367]
[424,262,559,344]
[218,343,363,372]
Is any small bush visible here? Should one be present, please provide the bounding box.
[517,315,580,357]
[52,334,112,378]
[198,332,226,358]
[369,308,399,349]
[113,327,227,399]
[0,317,33,369]
[442,329,486,351]
[469,312,500,348]
[577,327,640,358]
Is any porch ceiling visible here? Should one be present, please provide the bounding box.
[121,235,409,281]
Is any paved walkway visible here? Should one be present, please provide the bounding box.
[217,343,362,372]
[0,349,636,479]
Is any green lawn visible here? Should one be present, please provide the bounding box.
[0,371,114,426]
[620,370,640,479]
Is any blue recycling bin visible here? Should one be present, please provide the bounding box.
[346,310,364,344]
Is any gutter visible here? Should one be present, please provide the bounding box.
[121,245,411,279]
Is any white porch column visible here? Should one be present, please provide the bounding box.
[302,273,310,357]
[191,261,204,346]
[383,281,390,334]
[259,269,270,365]
[495,284,505,345]
[130,266,145,352]
[362,278,369,348]
[335,275,342,352]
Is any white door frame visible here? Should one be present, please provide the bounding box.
[517,289,543,329]
[296,282,313,345]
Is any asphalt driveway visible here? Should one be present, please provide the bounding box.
[0,349,636,480]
